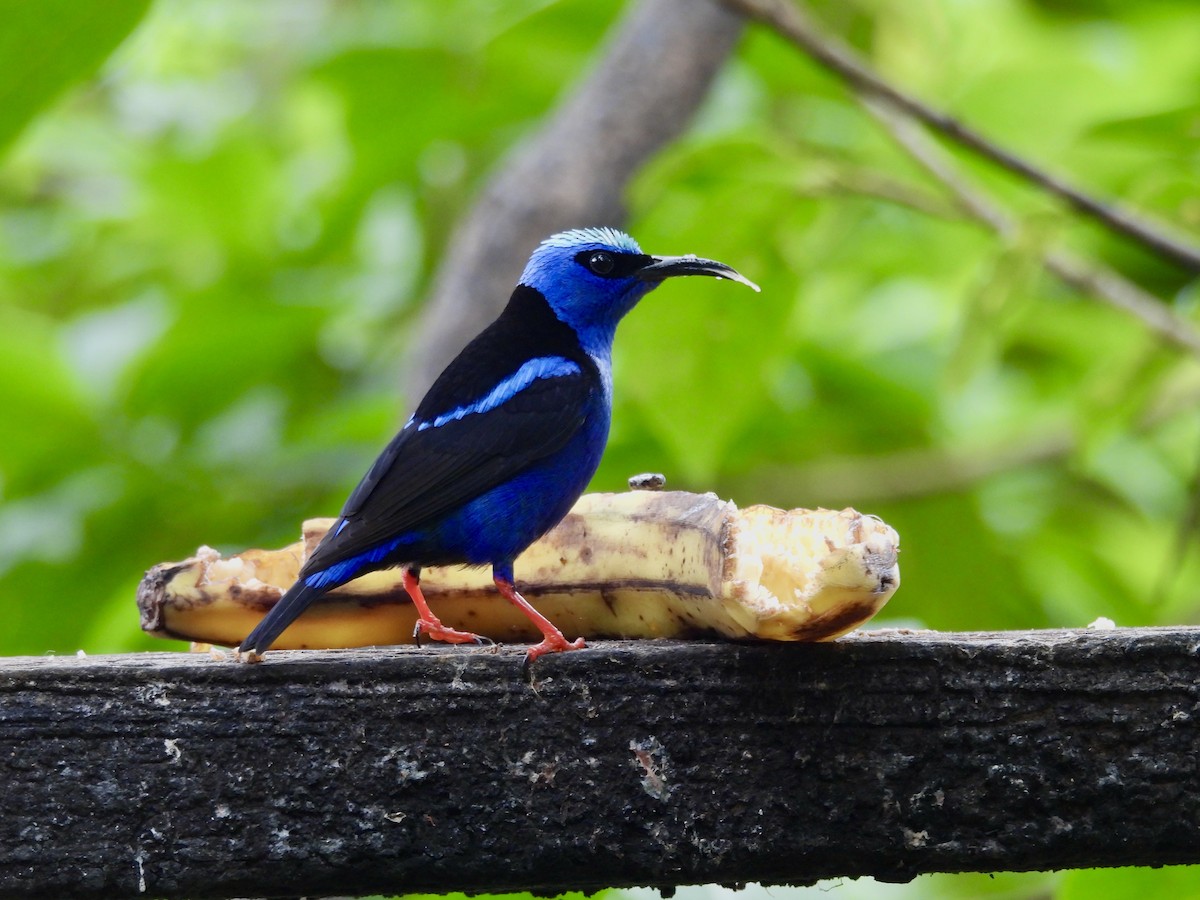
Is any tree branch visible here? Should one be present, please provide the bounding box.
[794,158,963,219]
[719,0,1200,272]
[734,377,1200,506]
[5,630,1200,898]
[862,96,1200,358]
[406,0,744,395]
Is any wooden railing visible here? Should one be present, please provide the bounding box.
[3,628,1198,898]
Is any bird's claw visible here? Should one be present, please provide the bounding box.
[521,635,586,681]
[412,617,487,646]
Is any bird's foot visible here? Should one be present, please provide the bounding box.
[521,634,586,680]
[412,616,488,646]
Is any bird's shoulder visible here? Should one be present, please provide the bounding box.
[414,284,599,422]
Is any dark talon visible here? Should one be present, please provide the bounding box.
[412,621,423,646]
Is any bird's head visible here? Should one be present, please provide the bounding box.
[519,227,759,348]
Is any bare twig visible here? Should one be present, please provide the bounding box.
[863,96,1200,358]
[738,427,1073,507]
[795,160,962,219]
[736,377,1200,506]
[1042,251,1200,354]
[719,0,1200,272]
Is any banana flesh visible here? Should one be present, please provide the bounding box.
[137,490,901,649]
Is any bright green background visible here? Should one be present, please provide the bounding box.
[1,0,1198,897]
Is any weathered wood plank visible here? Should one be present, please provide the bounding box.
[2,628,1199,899]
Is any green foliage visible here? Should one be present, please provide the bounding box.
[0,2,1198,896]
[1057,866,1200,899]
[0,0,152,155]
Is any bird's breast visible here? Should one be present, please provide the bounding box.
[589,351,614,406]
[430,395,611,567]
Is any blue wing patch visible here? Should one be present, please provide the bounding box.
[416,355,581,431]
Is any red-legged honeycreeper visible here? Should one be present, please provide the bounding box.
[238,227,759,666]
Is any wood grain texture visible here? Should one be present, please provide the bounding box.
[3,628,1200,899]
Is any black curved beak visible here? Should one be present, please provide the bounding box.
[636,254,761,292]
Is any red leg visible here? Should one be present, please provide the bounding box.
[403,567,485,645]
[493,573,586,665]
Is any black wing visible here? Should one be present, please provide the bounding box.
[301,369,595,577]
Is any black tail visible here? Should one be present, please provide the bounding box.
[239,580,325,653]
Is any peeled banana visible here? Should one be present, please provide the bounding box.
[138,490,900,649]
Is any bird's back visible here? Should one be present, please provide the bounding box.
[299,283,610,577]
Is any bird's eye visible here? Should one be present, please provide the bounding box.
[586,251,615,275]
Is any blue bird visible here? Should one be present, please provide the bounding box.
[239,227,758,666]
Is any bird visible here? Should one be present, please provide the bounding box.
[238,227,759,667]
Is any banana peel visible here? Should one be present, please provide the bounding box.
[138,490,901,649]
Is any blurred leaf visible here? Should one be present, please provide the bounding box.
[0,0,152,156]
[1084,103,1200,149]
[1058,866,1200,900]
[943,237,1045,387]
